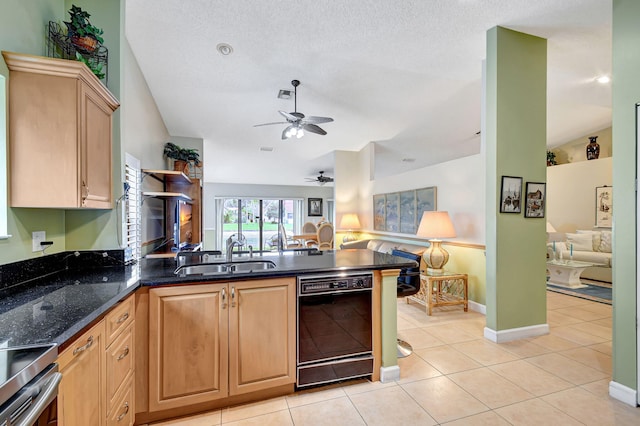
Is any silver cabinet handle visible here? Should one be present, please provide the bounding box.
[221,287,227,309]
[81,180,89,203]
[231,286,236,307]
[117,401,129,422]
[117,346,130,361]
[116,312,130,324]
[73,335,94,355]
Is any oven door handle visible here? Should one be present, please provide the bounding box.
[16,372,62,426]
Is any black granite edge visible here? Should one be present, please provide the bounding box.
[0,249,128,291]
[55,283,140,350]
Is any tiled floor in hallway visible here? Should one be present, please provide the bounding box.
[149,291,640,425]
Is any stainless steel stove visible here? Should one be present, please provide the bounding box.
[0,343,60,425]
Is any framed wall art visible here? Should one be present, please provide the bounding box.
[372,186,436,234]
[524,182,546,218]
[499,176,522,213]
[595,185,612,227]
[308,198,323,217]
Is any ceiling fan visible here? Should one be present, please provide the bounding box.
[254,79,334,140]
[305,171,334,186]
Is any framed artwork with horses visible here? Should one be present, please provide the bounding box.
[524,182,546,218]
[500,176,522,213]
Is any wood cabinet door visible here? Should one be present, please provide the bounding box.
[58,321,106,426]
[229,278,296,395]
[149,284,229,412]
[80,81,113,208]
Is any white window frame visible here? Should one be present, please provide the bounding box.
[124,153,141,261]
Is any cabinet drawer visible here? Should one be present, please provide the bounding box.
[107,377,134,426]
[106,326,134,413]
[58,320,105,370]
[105,295,135,346]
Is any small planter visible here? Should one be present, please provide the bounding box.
[70,34,99,54]
[173,160,189,176]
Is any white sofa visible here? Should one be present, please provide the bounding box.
[547,230,612,283]
[340,238,425,256]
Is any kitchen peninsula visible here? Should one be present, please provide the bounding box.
[0,248,415,425]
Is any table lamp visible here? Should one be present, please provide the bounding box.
[340,213,361,243]
[546,221,556,233]
[416,211,456,274]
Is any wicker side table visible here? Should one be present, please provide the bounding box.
[408,272,468,315]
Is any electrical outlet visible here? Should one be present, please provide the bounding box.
[32,231,46,252]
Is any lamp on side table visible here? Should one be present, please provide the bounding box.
[416,211,457,274]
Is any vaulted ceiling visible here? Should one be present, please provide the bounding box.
[125,0,612,186]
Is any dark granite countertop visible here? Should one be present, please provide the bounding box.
[0,249,415,350]
[140,249,417,285]
[0,264,139,348]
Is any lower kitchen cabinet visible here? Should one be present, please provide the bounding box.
[58,321,106,426]
[147,278,296,413]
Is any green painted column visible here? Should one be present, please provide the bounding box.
[485,27,548,338]
[381,269,400,368]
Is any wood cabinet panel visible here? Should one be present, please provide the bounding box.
[106,326,134,414]
[107,377,134,426]
[149,284,229,411]
[58,321,106,426]
[105,295,135,347]
[229,278,296,395]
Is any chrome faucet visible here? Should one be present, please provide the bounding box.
[226,235,241,262]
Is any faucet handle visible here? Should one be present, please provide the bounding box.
[248,245,253,258]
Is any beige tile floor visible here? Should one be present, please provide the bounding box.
[149,292,640,425]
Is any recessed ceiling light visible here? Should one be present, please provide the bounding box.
[260,146,274,152]
[216,43,233,55]
[402,158,416,163]
[596,75,610,84]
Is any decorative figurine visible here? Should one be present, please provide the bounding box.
[586,136,600,160]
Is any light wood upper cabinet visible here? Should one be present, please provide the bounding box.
[1,51,119,208]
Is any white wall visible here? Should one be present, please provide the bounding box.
[353,150,486,245]
[546,157,613,232]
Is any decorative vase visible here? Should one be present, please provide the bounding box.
[586,136,600,160]
[70,34,99,54]
[173,160,189,176]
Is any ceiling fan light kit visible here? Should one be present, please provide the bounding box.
[254,79,334,140]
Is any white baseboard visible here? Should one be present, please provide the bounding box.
[380,365,400,383]
[609,380,638,406]
[484,324,549,343]
[468,300,486,315]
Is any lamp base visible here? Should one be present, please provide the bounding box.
[342,231,357,243]
[421,239,450,274]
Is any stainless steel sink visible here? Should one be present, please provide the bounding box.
[174,260,276,276]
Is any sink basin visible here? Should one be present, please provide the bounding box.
[175,260,276,276]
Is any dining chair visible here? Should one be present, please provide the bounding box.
[278,223,303,249]
[316,223,334,250]
[302,222,318,246]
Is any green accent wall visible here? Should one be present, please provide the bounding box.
[612,0,638,393]
[485,27,547,331]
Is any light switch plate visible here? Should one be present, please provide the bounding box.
[32,231,45,252]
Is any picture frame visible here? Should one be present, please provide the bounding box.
[595,185,612,227]
[385,193,400,232]
[524,182,546,218]
[308,198,323,217]
[373,194,386,231]
[499,176,522,213]
[372,186,436,234]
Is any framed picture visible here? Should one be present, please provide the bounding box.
[524,182,546,218]
[399,190,417,234]
[499,176,522,213]
[308,198,323,217]
[385,193,399,232]
[373,194,386,231]
[595,185,612,227]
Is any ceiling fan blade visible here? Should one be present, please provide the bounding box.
[281,125,294,140]
[278,110,304,122]
[253,121,287,127]
[302,123,327,135]
[303,116,334,124]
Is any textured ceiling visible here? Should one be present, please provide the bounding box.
[125,0,612,185]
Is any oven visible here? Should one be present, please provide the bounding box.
[0,344,61,426]
[297,272,374,388]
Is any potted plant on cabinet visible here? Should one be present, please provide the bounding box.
[64,4,104,54]
[546,150,557,166]
[163,142,201,176]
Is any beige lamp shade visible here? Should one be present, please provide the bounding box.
[546,221,557,232]
[340,213,361,243]
[416,211,456,274]
[340,213,361,230]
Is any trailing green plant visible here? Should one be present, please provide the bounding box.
[64,4,104,44]
[546,150,557,166]
[164,142,201,166]
[75,52,105,80]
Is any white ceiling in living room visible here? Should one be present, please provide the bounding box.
[124,0,612,186]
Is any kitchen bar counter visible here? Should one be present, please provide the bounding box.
[0,249,414,350]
